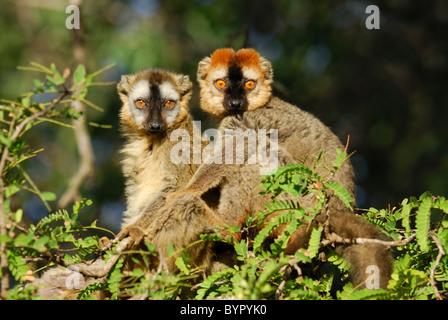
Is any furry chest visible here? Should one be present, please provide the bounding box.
[134,153,164,197]
[124,150,165,214]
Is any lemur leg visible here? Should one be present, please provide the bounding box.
[329,210,393,289]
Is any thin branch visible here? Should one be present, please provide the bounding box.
[320,232,416,248]
[427,233,445,300]
[58,0,94,209]
[275,264,292,300]
[42,237,133,279]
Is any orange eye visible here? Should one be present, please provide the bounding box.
[135,99,146,108]
[215,79,226,89]
[164,100,175,108]
[245,80,255,90]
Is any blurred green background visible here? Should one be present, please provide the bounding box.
[1,0,447,232]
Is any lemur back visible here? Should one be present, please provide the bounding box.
[192,48,393,288]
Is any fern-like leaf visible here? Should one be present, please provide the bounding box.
[308,227,323,258]
[415,197,432,252]
[326,181,354,210]
[339,288,391,300]
[253,212,293,253]
[196,268,236,299]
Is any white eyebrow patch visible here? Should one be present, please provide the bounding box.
[241,66,261,81]
[208,66,228,81]
[128,79,150,102]
[158,81,180,101]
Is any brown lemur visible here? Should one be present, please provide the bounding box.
[117,68,208,239]
[120,49,393,289]
[30,69,206,299]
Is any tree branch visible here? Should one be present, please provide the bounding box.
[415,233,446,300]
[58,0,94,209]
[320,232,416,248]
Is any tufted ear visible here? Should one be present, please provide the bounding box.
[197,56,211,82]
[117,74,135,95]
[258,55,274,82]
[176,74,193,96]
[117,74,136,103]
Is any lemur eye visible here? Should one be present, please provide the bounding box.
[135,99,146,108]
[245,80,256,90]
[215,79,226,89]
[164,100,175,108]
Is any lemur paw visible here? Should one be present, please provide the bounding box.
[116,225,146,247]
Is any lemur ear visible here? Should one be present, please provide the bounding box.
[117,74,136,95]
[258,56,274,82]
[176,74,193,96]
[197,56,211,81]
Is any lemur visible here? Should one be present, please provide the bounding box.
[117,68,204,230]
[119,49,394,289]
[30,68,207,299]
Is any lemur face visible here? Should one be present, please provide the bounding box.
[197,48,274,121]
[117,69,192,134]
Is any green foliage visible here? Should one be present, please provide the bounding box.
[1,66,447,300]
[0,62,114,299]
[186,150,448,300]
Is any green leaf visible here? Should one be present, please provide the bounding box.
[0,134,12,148]
[41,191,57,201]
[33,235,50,252]
[46,73,64,86]
[33,79,45,92]
[14,209,23,223]
[22,96,31,108]
[4,183,21,198]
[401,202,412,233]
[331,148,347,169]
[13,233,34,247]
[308,227,323,259]
[234,240,248,261]
[339,288,391,300]
[326,181,354,210]
[415,197,432,252]
[73,65,86,85]
[175,256,190,275]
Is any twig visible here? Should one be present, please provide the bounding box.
[417,233,446,300]
[275,264,292,300]
[320,232,416,248]
[152,249,168,281]
[64,237,133,278]
[57,99,94,208]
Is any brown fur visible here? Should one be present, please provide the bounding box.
[210,48,261,69]
[140,48,393,288]
[117,69,214,270]
[120,50,393,289]
[117,69,200,228]
[198,48,273,121]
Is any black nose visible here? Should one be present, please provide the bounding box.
[228,100,242,110]
[147,123,162,132]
